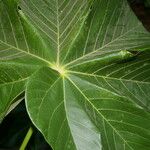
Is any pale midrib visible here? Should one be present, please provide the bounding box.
[0,62,41,67]
[56,0,60,64]
[68,71,150,109]
[36,77,61,122]
[0,40,52,66]
[93,57,150,75]
[0,77,28,86]
[62,77,78,150]
[69,71,150,85]
[64,24,141,67]
[67,77,134,150]
[61,2,92,64]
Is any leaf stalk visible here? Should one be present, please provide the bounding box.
[19,127,33,150]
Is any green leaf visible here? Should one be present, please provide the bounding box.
[0,63,36,121]
[26,67,102,150]
[0,0,51,119]
[1,0,150,149]
[70,51,150,110]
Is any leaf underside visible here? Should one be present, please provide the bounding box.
[0,0,150,149]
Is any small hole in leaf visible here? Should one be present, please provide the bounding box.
[17,6,21,10]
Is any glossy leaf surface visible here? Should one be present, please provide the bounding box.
[1,0,150,149]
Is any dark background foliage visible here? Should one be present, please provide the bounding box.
[128,0,150,31]
[0,101,51,150]
[0,0,149,150]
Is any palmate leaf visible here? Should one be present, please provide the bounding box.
[1,0,150,149]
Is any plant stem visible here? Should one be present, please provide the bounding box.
[19,127,33,150]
